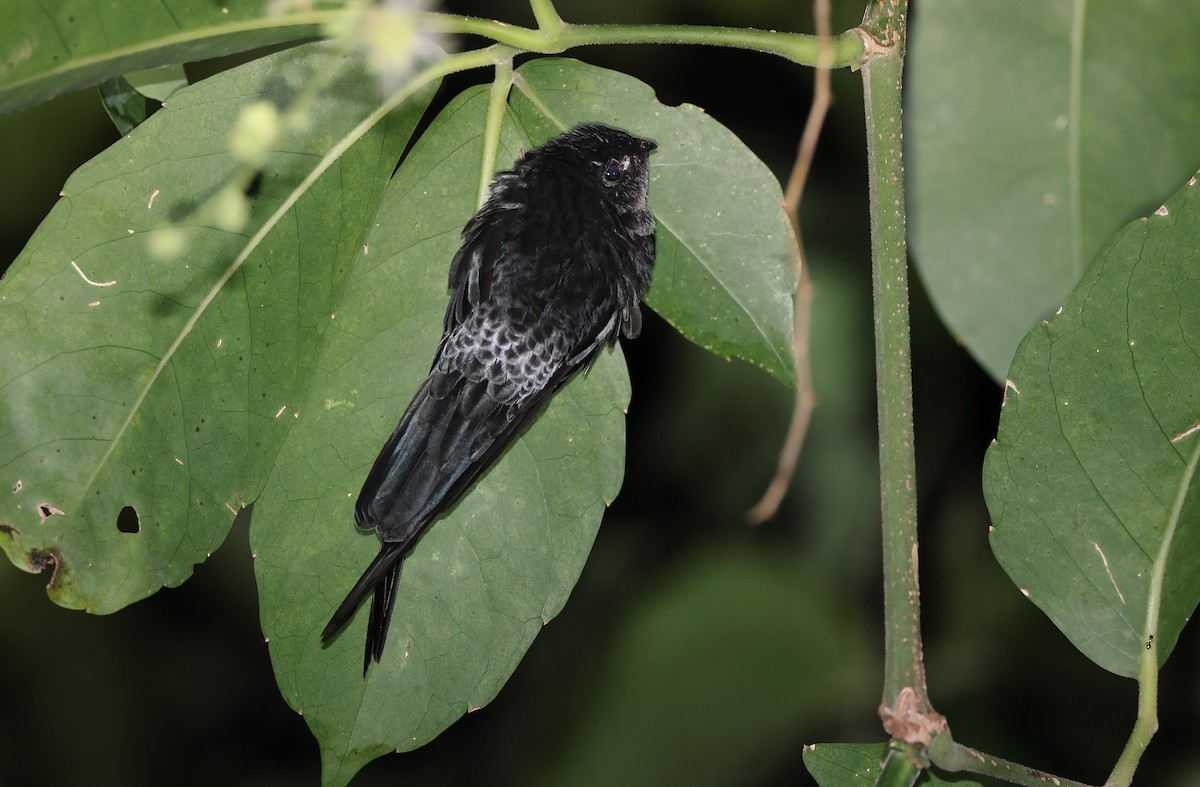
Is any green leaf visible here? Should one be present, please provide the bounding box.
[101,66,188,135]
[254,57,796,785]
[0,42,434,612]
[0,0,327,116]
[804,743,887,786]
[251,83,632,785]
[511,58,795,384]
[983,170,1200,677]
[4,33,794,780]
[125,64,188,103]
[907,0,1200,381]
[99,76,153,136]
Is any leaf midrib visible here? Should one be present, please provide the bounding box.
[1067,0,1087,277]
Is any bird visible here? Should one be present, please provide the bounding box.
[321,123,658,674]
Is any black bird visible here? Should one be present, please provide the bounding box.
[321,123,657,674]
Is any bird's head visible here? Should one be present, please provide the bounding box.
[537,123,657,220]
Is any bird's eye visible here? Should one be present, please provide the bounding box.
[601,158,622,186]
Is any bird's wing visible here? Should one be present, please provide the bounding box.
[443,172,524,335]
[432,307,623,516]
[356,290,623,548]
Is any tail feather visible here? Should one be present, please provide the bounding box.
[365,558,402,674]
[321,542,407,675]
[327,370,540,675]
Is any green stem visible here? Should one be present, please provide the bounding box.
[860,3,1166,781]
[421,13,865,68]
[528,0,565,33]
[861,5,926,715]
[878,740,925,787]
[477,58,515,208]
[929,733,1097,787]
[1105,650,1158,787]
[1105,439,1199,785]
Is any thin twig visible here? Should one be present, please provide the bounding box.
[746,0,831,524]
[420,13,866,67]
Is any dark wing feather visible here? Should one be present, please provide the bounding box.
[444,172,522,335]
[360,374,510,537]
[322,366,520,671]
[434,319,614,513]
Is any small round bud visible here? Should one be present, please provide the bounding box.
[147,227,188,259]
[360,6,420,87]
[212,185,250,233]
[228,101,281,166]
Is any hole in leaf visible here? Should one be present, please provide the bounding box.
[117,505,140,534]
[37,503,65,522]
[27,547,65,589]
[29,548,57,572]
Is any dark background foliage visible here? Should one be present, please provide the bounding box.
[2,1,1197,785]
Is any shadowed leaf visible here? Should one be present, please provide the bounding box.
[908,0,1200,380]
[984,171,1200,677]
[0,0,326,115]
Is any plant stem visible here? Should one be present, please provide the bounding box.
[528,0,565,33]
[1105,439,1198,784]
[421,13,865,68]
[1104,628,1159,786]
[860,3,927,716]
[929,733,1097,787]
[477,57,514,208]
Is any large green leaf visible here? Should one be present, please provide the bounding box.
[984,171,1200,677]
[248,84,630,785]
[907,0,1200,381]
[0,42,433,612]
[0,0,328,116]
[253,57,795,784]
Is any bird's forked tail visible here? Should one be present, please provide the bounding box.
[321,542,407,676]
